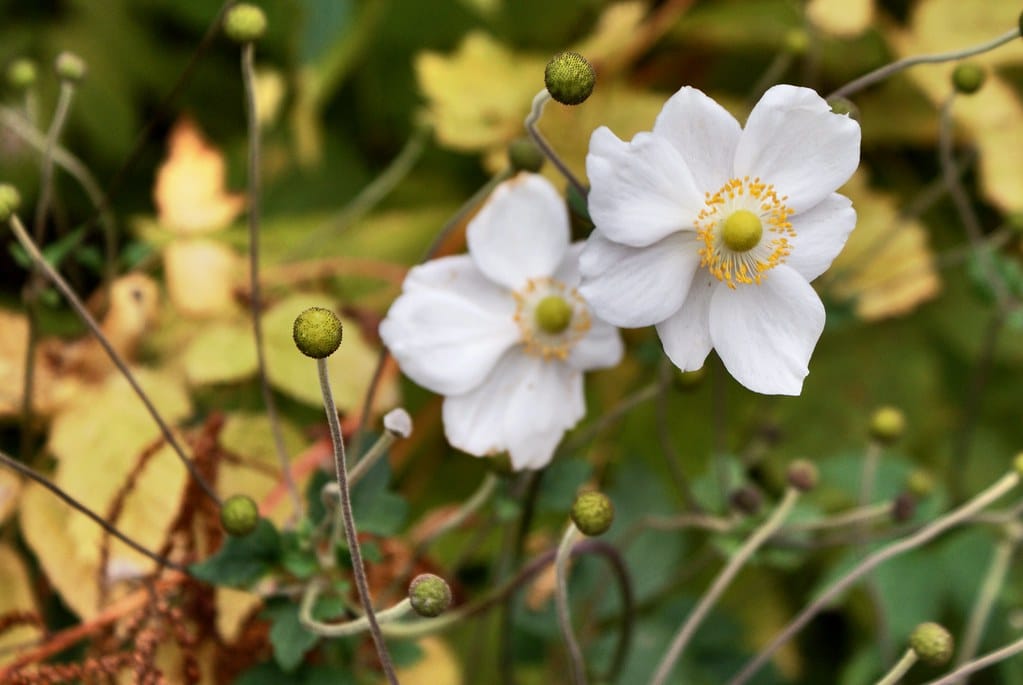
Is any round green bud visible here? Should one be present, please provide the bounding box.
[786,459,818,492]
[869,406,906,445]
[729,485,763,516]
[909,622,954,666]
[906,469,935,498]
[952,62,986,95]
[674,366,706,390]
[0,184,21,222]
[220,494,260,536]
[408,573,452,618]
[224,3,268,43]
[782,29,809,55]
[6,58,38,90]
[292,307,343,358]
[535,295,573,334]
[570,491,614,536]
[54,51,87,83]
[827,97,860,121]
[544,51,595,106]
[508,137,545,173]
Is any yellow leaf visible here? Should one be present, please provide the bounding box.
[806,0,875,37]
[386,637,462,685]
[0,543,42,666]
[0,469,20,524]
[215,587,263,644]
[154,117,245,234]
[263,294,399,412]
[822,172,941,320]
[182,321,259,386]
[164,238,242,318]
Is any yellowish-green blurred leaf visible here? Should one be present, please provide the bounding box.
[164,238,243,318]
[385,637,462,685]
[0,543,41,666]
[823,172,941,320]
[807,0,874,37]
[216,586,263,644]
[183,321,259,386]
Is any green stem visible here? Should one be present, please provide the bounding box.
[874,648,919,685]
[240,41,301,521]
[955,531,1017,672]
[925,636,1023,685]
[524,90,588,199]
[316,358,398,684]
[729,471,1021,685]
[555,524,588,685]
[649,488,801,685]
[828,27,1021,100]
[300,579,413,637]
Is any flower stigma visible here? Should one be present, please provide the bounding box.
[695,176,795,289]
[514,277,591,359]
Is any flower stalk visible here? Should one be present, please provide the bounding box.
[874,648,918,685]
[555,523,588,685]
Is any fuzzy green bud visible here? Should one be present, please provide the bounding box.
[544,51,595,106]
[909,622,954,666]
[729,485,763,516]
[570,491,614,536]
[54,51,86,83]
[6,58,37,90]
[869,406,906,445]
[906,469,935,498]
[508,138,545,173]
[952,62,986,95]
[220,494,260,536]
[786,459,818,492]
[409,573,452,618]
[0,184,21,222]
[828,97,860,121]
[293,307,343,359]
[224,3,268,43]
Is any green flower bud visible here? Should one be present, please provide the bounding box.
[224,3,268,43]
[0,184,21,222]
[293,307,343,358]
[570,491,614,536]
[906,469,935,498]
[544,51,595,106]
[6,58,37,90]
[508,137,545,173]
[220,494,260,536]
[786,459,818,492]
[729,485,763,516]
[869,406,906,445]
[408,573,452,618]
[909,622,954,666]
[54,51,87,83]
[952,62,986,95]
[827,97,860,121]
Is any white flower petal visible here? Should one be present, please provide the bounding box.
[733,85,861,213]
[708,265,825,395]
[586,127,703,247]
[380,257,519,396]
[786,193,857,281]
[467,173,569,289]
[579,230,701,327]
[442,351,584,470]
[553,242,585,289]
[656,274,716,372]
[653,86,742,191]
[568,317,623,372]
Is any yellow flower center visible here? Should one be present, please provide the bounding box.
[514,278,591,359]
[695,176,795,289]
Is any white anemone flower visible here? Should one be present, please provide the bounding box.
[380,173,623,470]
[579,84,861,395]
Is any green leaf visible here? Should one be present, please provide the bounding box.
[280,531,319,580]
[190,519,281,587]
[350,453,407,536]
[263,598,321,672]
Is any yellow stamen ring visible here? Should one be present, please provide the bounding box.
[695,176,795,289]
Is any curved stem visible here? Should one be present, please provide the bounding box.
[300,579,412,637]
[6,213,221,506]
[349,430,397,486]
[555,524,588,685]
[649,488,801,685]
[316,358,398,684]
[524,90,588,199]
[925,636,1023,685]
[240,42,300,520]
[875,648,918,685]
[728,471,1020,685]
[954,532,1017,675]
[416,472,499,550]
[828,27,1021,100]
[0,449,186,573]
[783,501,893,533]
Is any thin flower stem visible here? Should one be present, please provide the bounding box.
[747,51,795,106]
[415,472,499,550]
[728,471,1021,685]
[524,90,589,200]
[555,524,588,685]
[299,579,413,637]
[315,358,398,684]
[828,27,1021,100]
[562,381,662,453]
[924,636,1023,685]
[953,531,1018,676]
[874,648,919,685]
[0,449,186,573]
[858,440,894,662]
[6,213,222,506]
[32,82,75,241]
[240,42,301,520]
[349,430,397,485]
[859,441,883,509]
[650,488,801,685]
[782,501,893,533]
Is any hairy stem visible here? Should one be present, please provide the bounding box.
[524,90,588,200]
[875,648,918,685]
[555,524,588,685]
[953,531,1017,676]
